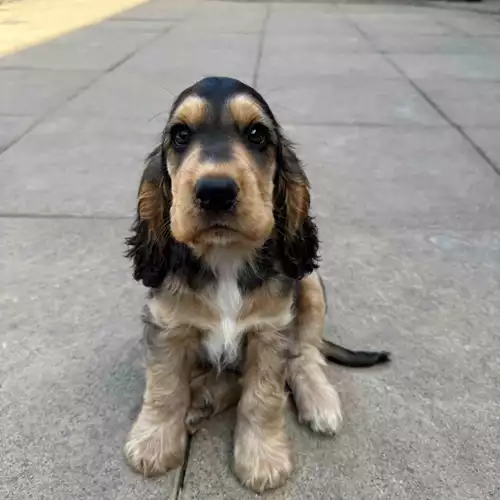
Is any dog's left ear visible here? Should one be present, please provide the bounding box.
[125,145,171,288]
[274,132,320,280]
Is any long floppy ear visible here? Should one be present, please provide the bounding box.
[125,145,172,288]
[274,133,320,280]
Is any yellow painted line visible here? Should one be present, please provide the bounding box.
[0,0,149,56]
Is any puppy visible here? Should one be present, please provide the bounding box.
[124,76,389,492]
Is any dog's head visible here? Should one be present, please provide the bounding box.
[126,76,319,288]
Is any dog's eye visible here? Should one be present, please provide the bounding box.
[246,123,268,147]
[171,125,191,150]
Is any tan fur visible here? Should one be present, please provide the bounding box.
[186,369,241,434]
[169,144,275,252]
[233,330,293,493]
[278,170,310,235]
[171,95,208,127]
[137,180,167,242]
[123,327,199,476]
[227,95,272,129]
[288,271,343,434]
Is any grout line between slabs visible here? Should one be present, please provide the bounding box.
[252,4,270,89]
[173,436,193,500]
[344,14,500,178]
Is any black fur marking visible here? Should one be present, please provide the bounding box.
[322,339,391,368]
[273,135,320,281]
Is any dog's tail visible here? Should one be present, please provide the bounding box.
[320,339,391,368]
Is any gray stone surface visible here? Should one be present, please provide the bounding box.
[388,53,500,80]
[283,125,500,230]
[60,68,183,121]
[176,2,267,34]
[0,218,179,500]
[257,76,447,125]
[465,127,500,171]
[347,12,455,35]
[112,0,198,20]
[263,33,373,55]
[0,26,159,71]
[259,52,401,79]
[0,116,34,152]
[0,115,159,216]
[370,35,495,54]
[439,12,500,35]
[417,80,500,127]
[0,68,98,117]
[2,1,500,499]
[119,32,261,76]
[266,10,359,36]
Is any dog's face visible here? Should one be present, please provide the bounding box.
[165,79,278,250]
[127,77,319,288]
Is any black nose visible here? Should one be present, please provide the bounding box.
[195,177,238,213]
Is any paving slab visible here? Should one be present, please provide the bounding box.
[370,34,495,54]
[257,75,447,126]
[259,52,401,79]
[0,68,98,117]
[416,79,500,127]
[0,24,160,71]
[465,127,500,171]
[0,116,34,152]
[119,32,260,76]
[61,67,253,122]
[0,115,160,216]
[438,11,500,36]
[346,12,456,36]
[181,226,500,500]
[0,0,151,56]
[263,33,373,55]
[281,125,500,230]
[112,0,199,20]
[94,18,174,32]
[481,36,500,51]
[174,2,267,35]
[61,68,183,122]
[0,217,179,500]
[266,11,361,36]
[388,53,500,80]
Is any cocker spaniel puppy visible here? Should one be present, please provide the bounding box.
[124,76,389,493]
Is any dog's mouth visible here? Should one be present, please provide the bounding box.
[195,221,257,247]
[202,223,240,237]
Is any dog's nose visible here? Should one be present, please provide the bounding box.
[195,177,238,212]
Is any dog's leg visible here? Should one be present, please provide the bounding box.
[233,331,292,493]
[185,369,241,434]
[288,271,343,435]
[124,322,198,476]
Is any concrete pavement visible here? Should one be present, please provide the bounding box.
[1,1,500,499]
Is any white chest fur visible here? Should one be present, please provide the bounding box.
[202,262,244,369]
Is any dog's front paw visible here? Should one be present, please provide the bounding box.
[124,412,187,476]
[297,383,343,435]
[185,392,214,435]
[234,427,293,493]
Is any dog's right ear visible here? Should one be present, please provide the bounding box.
[125,145,172,288]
